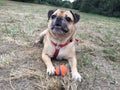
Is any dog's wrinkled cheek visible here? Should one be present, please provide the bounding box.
[61,20,67,28]
[50,19,56,30]
[62,20,69,32]
[52,19,56,26]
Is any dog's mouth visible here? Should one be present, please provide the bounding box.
[50,17,70,34]
[51,25,69,34]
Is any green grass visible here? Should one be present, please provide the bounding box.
[0,0,6,6]
[77,12,120,63]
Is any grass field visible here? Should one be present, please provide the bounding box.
[0,0,120,90]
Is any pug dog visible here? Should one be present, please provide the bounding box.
[37,9,82,82]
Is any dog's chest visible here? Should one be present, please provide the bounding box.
[48,40,74,60]
[56,48,65,60]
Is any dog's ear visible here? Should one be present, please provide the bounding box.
[48,10,56,20]
[70,10,80,24]
[73,13,80,23]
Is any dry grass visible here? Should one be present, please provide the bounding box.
[0,0,120,90]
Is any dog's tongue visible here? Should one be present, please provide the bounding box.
[55,26,62,29]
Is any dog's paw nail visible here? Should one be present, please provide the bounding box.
[72,72,82,82]
[47,66,55,76]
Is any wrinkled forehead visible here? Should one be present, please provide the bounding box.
[53,9,74,20]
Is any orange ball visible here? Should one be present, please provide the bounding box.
[55,65,67,77]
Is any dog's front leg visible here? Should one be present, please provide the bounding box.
[42,53,55,75]
[69,56,82,82]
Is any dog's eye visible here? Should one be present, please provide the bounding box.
[51,15,56,19]
[65,17,72,22]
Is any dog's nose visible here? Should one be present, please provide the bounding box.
[56,17,62,22]
[55,17,62,26]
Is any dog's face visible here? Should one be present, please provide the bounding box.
[47,9,80,35]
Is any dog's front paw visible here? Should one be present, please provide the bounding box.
[72,71,82,82]
[47,66,55,76]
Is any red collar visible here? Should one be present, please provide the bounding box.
[51,39,72,48]
[51,39,72,58]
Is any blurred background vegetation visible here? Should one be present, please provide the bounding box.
[11,0,120,17]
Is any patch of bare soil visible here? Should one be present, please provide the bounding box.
[0,40,81,90]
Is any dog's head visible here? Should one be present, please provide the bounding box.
[47,9,80,35]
